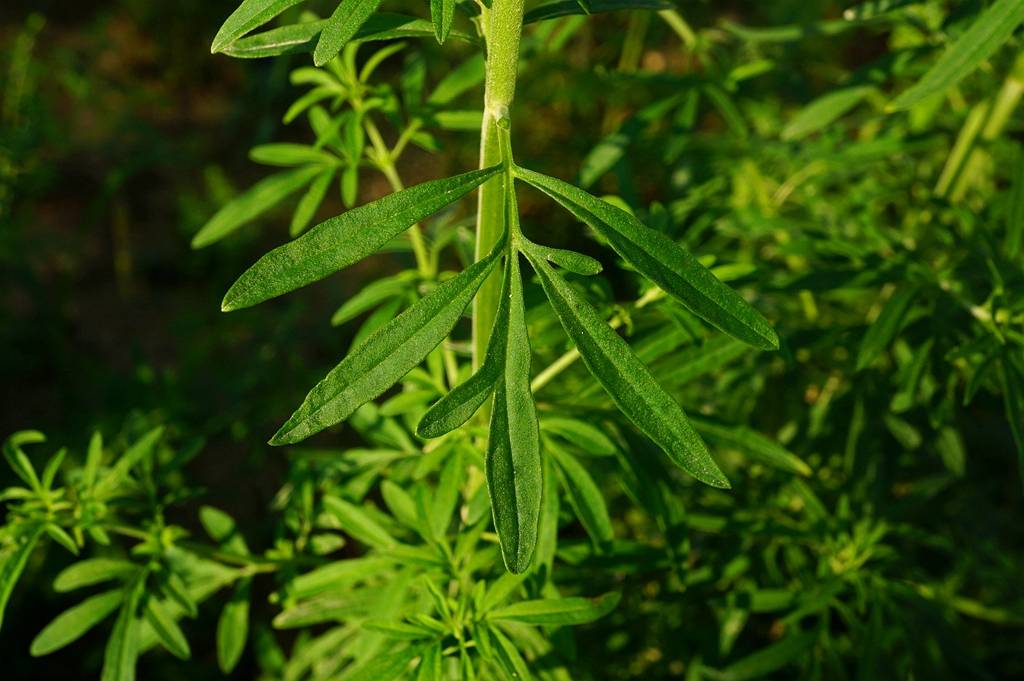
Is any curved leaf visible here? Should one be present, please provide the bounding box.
[31,589,123,657]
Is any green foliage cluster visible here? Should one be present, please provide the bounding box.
[4,0,1024,679]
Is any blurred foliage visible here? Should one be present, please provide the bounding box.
[3,0,1024,680]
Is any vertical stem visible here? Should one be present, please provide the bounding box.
[473,0,526,374]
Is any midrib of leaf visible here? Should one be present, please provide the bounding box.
[211,0,306,53]
[313,0,385,67]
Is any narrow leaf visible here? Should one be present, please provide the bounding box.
[1002,355,1024,490]
[889,0,1024,111]
[270,236,504,444]
[313,0,386,67]
[217,580,250,673]
[55,559,137,592]
[486,255,543,574]
[489,592,621,625]
[193,166,321,248]
[550,444,614,546]
[719,629,818,681]
[31,589,123,657]
[855,285,917,371]
[689,417,812,477]
[347,643,426,681]
[782,86,876,140]
[515,166,778,350]
[3,430,44,491]
[324,495,397,548]
[527,253,730,488]
[223,165,500,311]
[0,525,45,631]
[144,597,191,660]
[101,572,146,681]
[430,0,455,43]
[211,0,305,53]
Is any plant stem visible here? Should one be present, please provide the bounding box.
[473,0,526,376]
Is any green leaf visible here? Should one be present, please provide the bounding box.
[211,0,305,53]
[689,417,812,477]
[222,14,479,59]
[46,525,79,555]
[416,268,511,439]
[347,643,426,681]
[40,447,66,490]
[31,589,123,656]
[540,417,615,455]
[144,597,191,660]
[526,253,730,489]
[888,0,1024,111]
[1002,355,1024,490]
[782,86,876,141]
[489,625,534,681]
[97,426,164,495]
[193,166,322,248]
[323,495,397,548]
[84,430,103,490]
[1007,145,1024,258]
[223,165,500,311]
[199,506,249,554]
[430,0,455,43]
[430,448,464,537]
[524,0,672,25]
[3,430,44,491]
[54,559,137,592]
[427,54,484,106]
[269,235,504,444]
[313,0,385,67]
[416,644,443,680]
[217,580,250,673]
[855,285,917,371]
[489,592,620,625]
[0,524,45,631]
[515,166,778,350]
[718,629,818,681]
[549,443,614,546]
[101,572,146,681]
[486,255,543,574]
[331,272,415,327]
[250,143,337,167]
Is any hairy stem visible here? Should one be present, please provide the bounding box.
[473,0,526,379]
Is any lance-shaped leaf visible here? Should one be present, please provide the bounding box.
[270,238,505,444]
[430,0,455,43]
[54,559,137,592]
[0,524,45,631]
[314,0,385,67]
[524,0,672,24]
[549,442,614,546]
[211,0,306,53]
[486,254,543,574]
[217,579,250,673]
[855,285,917,371]
[488,592,621,625]
[689,416,812,477]
[101,572,146,681]
[526,253,730,489]
[888,0,1024,111]
[31,589,124,656]
[416,268,511,439]
[144,597,191,660]
[193,166,322,248]
[223,165,501,311]
[222,13,479,59]
[515,166,778,350]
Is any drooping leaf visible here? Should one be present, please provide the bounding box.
[416,266,511,439]
[549,443,614,546]
[101,572,146,681]
[193,166,322,248]
[689,417,812,477]
[54,559,137,593]
[211,0,306,53]
[31,589,124,657]
[488,592,621,625]
[223,165,500,311]
[144,597,191,660]
[0,524,46,631]
[526,253,730,489]
[889,0,1024,110]
[430,0,455,43]
[515,166,778,350]
[313,0,386,67]
[486,254,543,574]
[217,580,250,673]
[855,285,917,371]
[270,238,504,444]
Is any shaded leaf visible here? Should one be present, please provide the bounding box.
[489,592,621,625]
